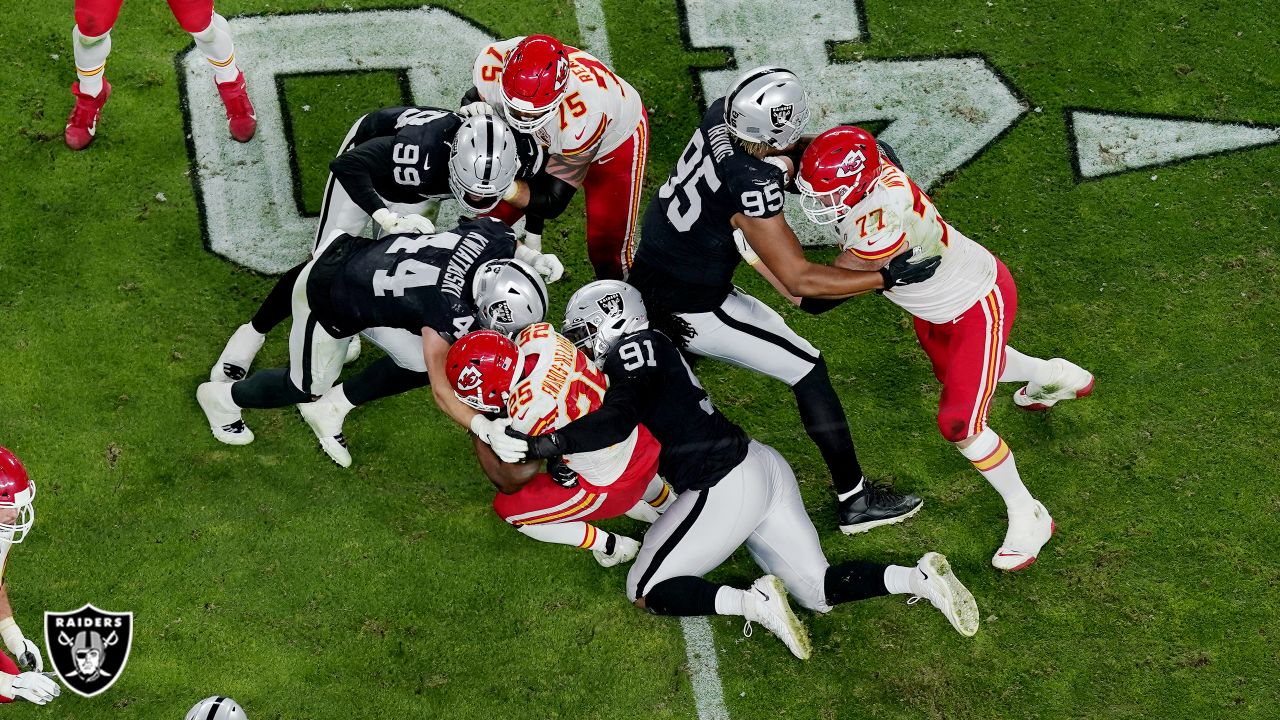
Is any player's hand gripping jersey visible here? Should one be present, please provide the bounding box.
[836,159,997,324]
[507,323,658,489]
[472,38,643,160]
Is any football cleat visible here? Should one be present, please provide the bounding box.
[838,481,924,535]
[210,323,265,383]
[65,80,111,151]
[216,71,257,142]
[344,335,362,364]
[741,575,812,660]
[298,390,353,468]
[907,552,980,637]
[593,535,640,567]
[196,382,254,446]
[1013,358,1094,411]
[992,500,1055,571]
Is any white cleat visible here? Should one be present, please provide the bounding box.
[742,575,812,660]
[593,535,640,567]
[210,323,266,382]
[992,500,1055,571]
[196,382,254,445]
[907,552,980,637]
[298,390,353,467]
[344,335,362,364]
[1014,358,1094,411]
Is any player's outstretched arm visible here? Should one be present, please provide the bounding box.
[735,213,884,299]
[470,435,540,494]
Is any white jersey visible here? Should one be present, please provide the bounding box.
[836,159,997,324]
[506,323,639,487]
[473,38,644,159]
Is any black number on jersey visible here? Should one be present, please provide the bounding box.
[658,133,722,232]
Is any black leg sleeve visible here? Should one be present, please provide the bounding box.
[824,561,890,606]
[792,356,865,494]
[250,262,305,335]
[342,357,430,407]
[230,368,312,409]
[642,576,722,617]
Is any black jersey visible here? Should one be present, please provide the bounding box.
[630,97,788,312]
[554,329,750,493]
[306,217,515,341]
[329,106,462,216]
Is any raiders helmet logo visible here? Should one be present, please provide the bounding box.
[44,604,133,698]
[456,363,485,392]
[770,104,794,129]
[835,148,867,179]
[490,300,514,324]
[596,292,624,317]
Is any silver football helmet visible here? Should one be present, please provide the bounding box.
[449,115,520,214]
[724,66,810,150]
[472,258,548,336]
[562,280,649,360]
[185,697,247,720]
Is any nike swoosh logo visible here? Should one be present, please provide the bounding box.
[573,126,590,141]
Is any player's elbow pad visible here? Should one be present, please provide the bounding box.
[524,175,577,219]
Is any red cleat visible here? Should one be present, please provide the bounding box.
[65,80,111,151]
[216,72,257,142]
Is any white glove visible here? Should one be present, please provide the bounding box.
[521,231,543,253]
[532,253,564,284]
[372,208,435,236]
[459,101,495,118]
[16,639,42,672]
[6,672,60,705]
[471,416,526,463]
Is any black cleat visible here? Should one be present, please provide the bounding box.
[838,482,923,535]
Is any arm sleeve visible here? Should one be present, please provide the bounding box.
[328,137,398,216]
[523,173,578,219]
[554,369,659,454]
[799,296,852,315]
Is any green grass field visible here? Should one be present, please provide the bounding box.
[2,1,1279,718]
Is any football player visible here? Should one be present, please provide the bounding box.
[0,448,60,705]
[496,283,980,659]
[794,126,1095,570]
[626,66,942,535]
[66,0,255,149]
[195,216,547,460]
[445,326,676,566]
[462,34,648,280]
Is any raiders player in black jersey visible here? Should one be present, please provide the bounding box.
[626,67,940,535]
[492,281,979,658]
[196,216,549,463]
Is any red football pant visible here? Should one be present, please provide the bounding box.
[493,426,660,526]
[914,259,1018,443]
[75,0,215,36]
[489,109,649,280]
[0,651,18,703]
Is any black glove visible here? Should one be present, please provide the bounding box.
[513,131,546,180]
[547,457,580,489]
[506,426,562,460]
[880,249,942,290]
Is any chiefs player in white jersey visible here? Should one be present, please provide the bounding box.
[0,449,60,705]
[793,127,1094,572]
[445,326,675,566]
[460,34,648,280]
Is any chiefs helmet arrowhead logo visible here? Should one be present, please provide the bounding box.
[835,148,867,179]
[456,364,485,392]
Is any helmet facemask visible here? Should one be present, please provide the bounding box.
[0,482,35,544]
[796,174,856,226]
[449,116,520,214]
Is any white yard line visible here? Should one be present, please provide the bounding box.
[572,0,613,66]
[681,617,731,720]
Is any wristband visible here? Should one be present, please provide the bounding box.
[502,180,522,203]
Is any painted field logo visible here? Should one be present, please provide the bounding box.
[43,604,133,698]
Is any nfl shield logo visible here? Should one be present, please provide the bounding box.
[596,292,624,317]
[770,104,794,128]
[44,604,133,698]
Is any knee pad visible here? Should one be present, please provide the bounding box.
[937,412,972,443]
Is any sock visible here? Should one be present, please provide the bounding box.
[959,428,1035,515]
[516,521,593,548]
[320,384,357,414]
[584,526,614,553]
[999,346,1053,384]
[230,368,311,409]
[192,13,239,83]
[643,576,722,616]
[72,27,111,97]
[824,561,890,605]
[343,357,430,406]
[792,357,864,494]
[250,262,305,334]
[713,586,745,616]
[882,564,916,595]
[836,477,867,501]
[643,477,675,510]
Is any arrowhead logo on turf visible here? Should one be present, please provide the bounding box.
[43,604,133,698]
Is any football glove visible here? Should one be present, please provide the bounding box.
[879,247,942,289]
[7,672,60,705]
[521,231,543,254]
[458,101,494,118]
[16,639,42,673]
[504,427,562,460]
[473,416,528,464]
[372,208,435,236]
[513,131,547,179]
[547,457,580,489]
[532,253,564,284]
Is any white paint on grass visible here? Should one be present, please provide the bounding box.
[1070,111,1280,178]
[681,617,730,720]
[573,0,613,67]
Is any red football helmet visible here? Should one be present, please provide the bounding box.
[445,330,522,415]
[796,126,883,225]
[500,35,570,133]
[0,447,36,544]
